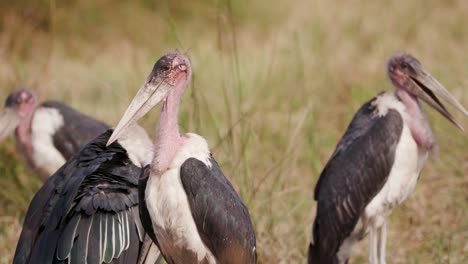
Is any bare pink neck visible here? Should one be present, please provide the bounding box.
[15,109,36,170]
[153,88,186,174]
[396,88,435,150]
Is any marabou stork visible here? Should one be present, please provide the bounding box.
[107,51,257,264]
[0,88,109,181]
[13,125,162,263]
[308,53,467,264]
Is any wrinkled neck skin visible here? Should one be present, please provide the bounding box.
[14,108,36,170]
[396,88,435,151]
[152,87,186,175]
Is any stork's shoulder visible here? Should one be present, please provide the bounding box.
[117,124,153,168]
[31,105,64,133]
[172,133,212,168]
[351,91,404,122]
[372,91,406,117]
[40,100,92,120]
[40,100,109,130]
[184,132,210,147]
[40,100,72,110]
[330,92,404,157]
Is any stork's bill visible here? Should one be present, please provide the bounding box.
[388,53,468,130]
[0,108,20,142]
[107,52,191,146]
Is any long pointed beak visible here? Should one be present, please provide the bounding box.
[107,75,174,146]
[0,108,21,143]
[409,68,468,131]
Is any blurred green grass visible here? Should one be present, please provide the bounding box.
[0,0,467,263]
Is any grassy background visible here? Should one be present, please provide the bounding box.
[0,0,467,263]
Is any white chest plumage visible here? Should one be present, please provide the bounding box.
[30,107,66,175]
[145,133,215,263]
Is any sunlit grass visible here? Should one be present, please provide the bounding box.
[0,0,467,263]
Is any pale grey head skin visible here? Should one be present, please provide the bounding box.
[387,52,468,131]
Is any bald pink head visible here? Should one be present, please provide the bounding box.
[107,51,191,146]
[386,52,467,130]
[151,51,191,86]
[5,88,37,118]
[387,52,422,91]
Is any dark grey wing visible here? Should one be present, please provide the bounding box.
[313,98,381,200]
[180,157,257,264]
[13,130,147,264]
[308,99,404,264]
[40,101,109,159]
[12,165,65,264]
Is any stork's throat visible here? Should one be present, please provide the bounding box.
[14,111,36,170]
[396,89,435,150]
[152,91,185,174]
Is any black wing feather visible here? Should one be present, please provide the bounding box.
[309,98,404,264]
[180,157,257,264]
[13,170,59,264]
[40,100,109,160]
[88,214,103,263]
[13,130,159,264]
[56,214,80,260]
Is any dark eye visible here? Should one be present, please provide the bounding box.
[161,65,171,72]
